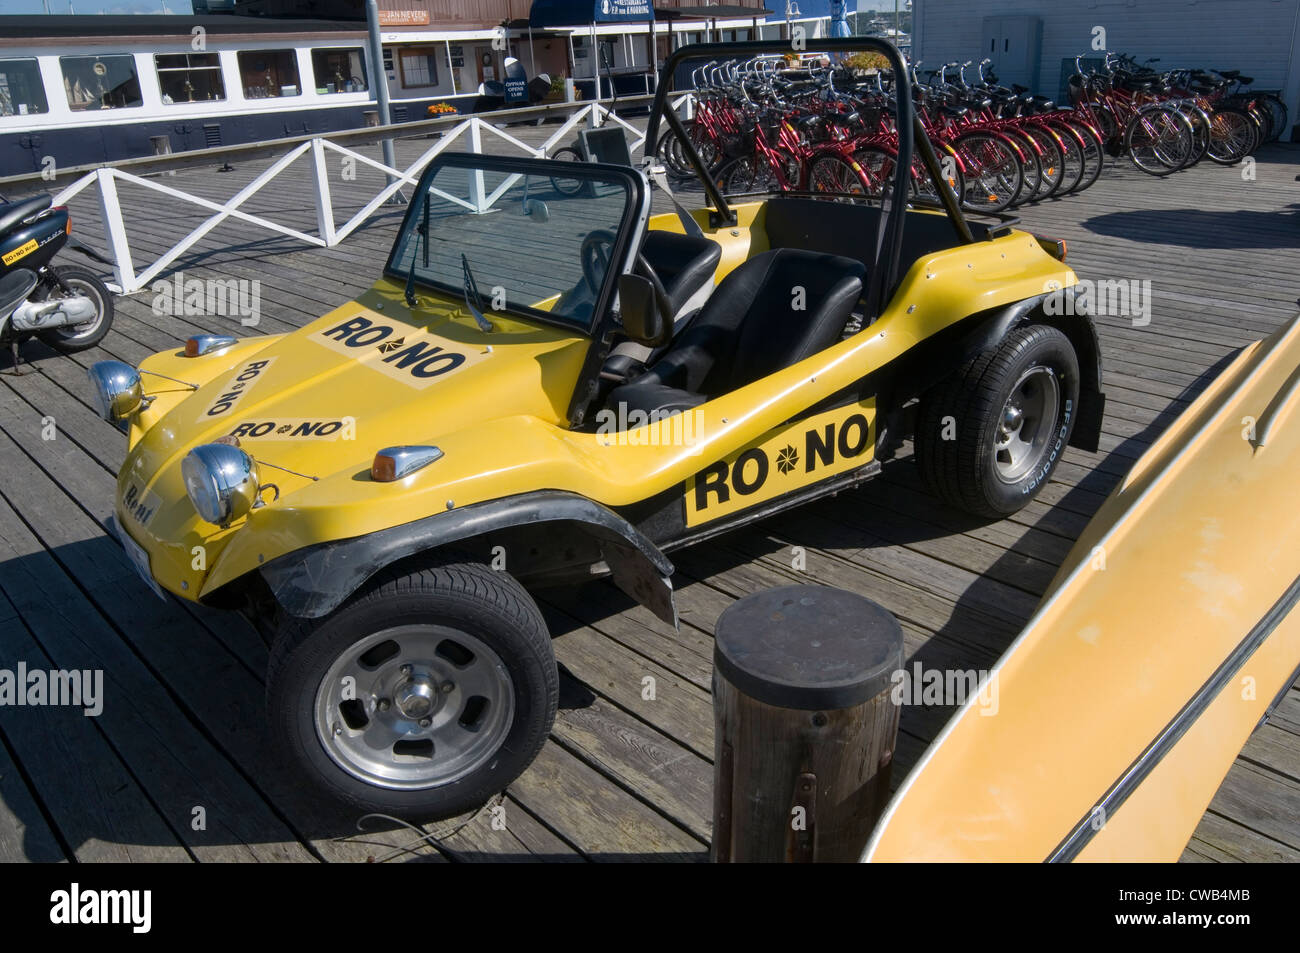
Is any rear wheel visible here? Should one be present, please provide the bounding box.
[35,265,114,353]
[915,324,1080,519]
[267,558,557,820]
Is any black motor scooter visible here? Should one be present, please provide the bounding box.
[0,192,115,373]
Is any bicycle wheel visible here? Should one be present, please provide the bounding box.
[1001,129,1043,205]
[1259,94,1287,143]
[1177,105,1211,166]
[1038,119,1085,195]
[954,132,1023,213]
[1207,107,1255,165]
[1054,117,1105,193]
[852,145,899,199]
[908,145,965,206]
[549,146,586,195]
[715,155,777,195]
[1125,106,1193,176]
[808,154,869,201]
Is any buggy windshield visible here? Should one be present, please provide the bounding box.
[386,154,643,333]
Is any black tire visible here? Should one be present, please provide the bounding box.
[548,146,585,195]
[267,557,557,820]
[915,324,1080,519]
[35,265,114,353]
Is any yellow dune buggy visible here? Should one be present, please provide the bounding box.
[89,38,1104,819]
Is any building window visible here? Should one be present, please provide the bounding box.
[0,58,48,116]
[155,52,226,104]
[237,49,301,98]
[60,54,142,110]
[398,49,439,88]
[312,48,367,94]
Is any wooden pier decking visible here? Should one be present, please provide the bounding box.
[0,119,1297,862]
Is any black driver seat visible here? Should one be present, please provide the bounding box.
[642,230,722,315]
[602,229,722,382]
[607,248,865,417]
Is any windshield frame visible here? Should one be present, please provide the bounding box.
[383,151,649,337]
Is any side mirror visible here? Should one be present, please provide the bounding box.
[617,273,669,347]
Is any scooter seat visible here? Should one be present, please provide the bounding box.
[0,194,52,237]
[0,269,37,318]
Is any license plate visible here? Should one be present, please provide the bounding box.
[113,518,167,602]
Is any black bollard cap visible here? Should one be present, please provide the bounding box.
[713,585,904,710]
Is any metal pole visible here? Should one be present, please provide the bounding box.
[445,40,458,95]
[365,0,402,202]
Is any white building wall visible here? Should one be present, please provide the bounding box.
[914,0,1300,134]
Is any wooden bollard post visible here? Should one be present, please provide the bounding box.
[711,584,904,862]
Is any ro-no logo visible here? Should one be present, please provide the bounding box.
[317,316,472,385]
[694,411,871,512]
[50,883,151,933]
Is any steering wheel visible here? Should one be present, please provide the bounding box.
[580,230,674,343]
[581,229,617,294]
[633,252,673,344]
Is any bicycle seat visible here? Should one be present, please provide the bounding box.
[1218,69,1240,79]
[0,193,53,236]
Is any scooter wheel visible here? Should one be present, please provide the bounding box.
[35,265,114,354]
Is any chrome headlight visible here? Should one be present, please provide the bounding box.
[182,443,260,527]
[88,360,144,422]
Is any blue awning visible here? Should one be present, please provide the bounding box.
[529,0,655,28]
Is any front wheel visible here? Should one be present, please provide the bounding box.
[267,558,557,820]
[915,324,1080,519]
[35,265,114,353]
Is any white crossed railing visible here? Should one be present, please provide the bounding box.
[52,95,691,295]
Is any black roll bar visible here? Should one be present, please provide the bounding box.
[645,38,965,318]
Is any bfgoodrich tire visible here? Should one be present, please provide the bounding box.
[267,558,557,820]
[915,324,1079,519]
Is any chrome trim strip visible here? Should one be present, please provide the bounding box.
[1047,571,1300,862]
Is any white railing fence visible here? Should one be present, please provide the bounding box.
[52,96,691,295]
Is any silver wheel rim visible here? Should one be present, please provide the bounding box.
[993,365,1060,484]
[44,278,106,341]
[313,624,515,791]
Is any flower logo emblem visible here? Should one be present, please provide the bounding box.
[776,445,798,475]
